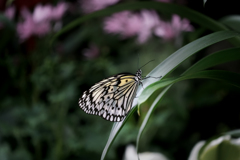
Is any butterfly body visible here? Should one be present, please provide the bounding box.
[79,69,143,122]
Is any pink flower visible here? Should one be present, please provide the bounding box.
[171,14,193,32]
[17,9,37,40]
[154,22,175,40]
[17,2,68,41]
[83,44,100,59]
[51,2,69,20]
[136,10,161,43]
[33,2,68,22]
[0,6,15,29]
[79,0,119,13]
[154,14,193,41]
[104,11,142,38]
[103,11,193,43]
[4,6,16,20]
[32,4,52,23]
[104,10,161,43]
[17,8,51,40]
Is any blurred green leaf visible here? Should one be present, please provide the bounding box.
[224,129,240,137]
[220,15,240,32]
[203,0,208,5]
[199,136,240,160]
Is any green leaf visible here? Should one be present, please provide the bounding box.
[220,15,240,32]
[135,33,240,156]
[136,70,240,155]
[138,31,240,105]
[223,129,240,137]
[140,70,240,104]
[199,136,240,160]
[203,0,208,5]
[101,31,240,160]
[186,70,240,88]
[184,47,240,75]
[51,1,240,45]
[142,47,240,103]
[101,105,137,160]
[136,86,170,152]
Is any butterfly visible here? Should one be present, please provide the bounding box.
[79,62,160,122]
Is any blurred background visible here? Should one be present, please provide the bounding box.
[0,0,240,159]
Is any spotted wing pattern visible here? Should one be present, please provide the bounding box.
[79,73,139,122]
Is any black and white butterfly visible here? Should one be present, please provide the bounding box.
[79,61,160,122]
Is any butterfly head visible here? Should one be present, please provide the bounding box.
[135,69,142,81]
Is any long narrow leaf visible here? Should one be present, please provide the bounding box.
[139,47,240,103]
[148,70,240,92]
[101,31,239,160]
[136,86,170,152]
[186,70,240,88]
[136,70,240,153]
[224,129,240,137]
[220,15,240,32]
[184,47,240,75]
[138,31,239,105]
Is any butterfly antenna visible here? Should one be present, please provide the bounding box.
[137,53,140,70]
[139,60,154,69]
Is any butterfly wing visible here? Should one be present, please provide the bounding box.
[79,73,138,122]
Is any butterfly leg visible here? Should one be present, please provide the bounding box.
[140,81,144,89]
[135,81,144,98]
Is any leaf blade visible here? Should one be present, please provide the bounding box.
[138,31,240,105]
[101,31,239,160]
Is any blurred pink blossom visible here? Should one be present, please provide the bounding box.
[32,4,52,23]
[33,2,68,22]
[17,2,68,41]
[104,11,142,38]
[104,10,161,43]
[4,6,16,19]
[17,8,51,40]
[154,14,193,41]
[0,6,15,29]
[104,10,193,43]
[83,44,99,59]
[137,10,161,43]
[51,2,69,20]
[79,0,119,13]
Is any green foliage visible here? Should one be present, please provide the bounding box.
[189,134,240,160]
[1,1,240,160]
[102,31,240,160]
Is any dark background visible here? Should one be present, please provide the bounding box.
[0,0,240,159]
